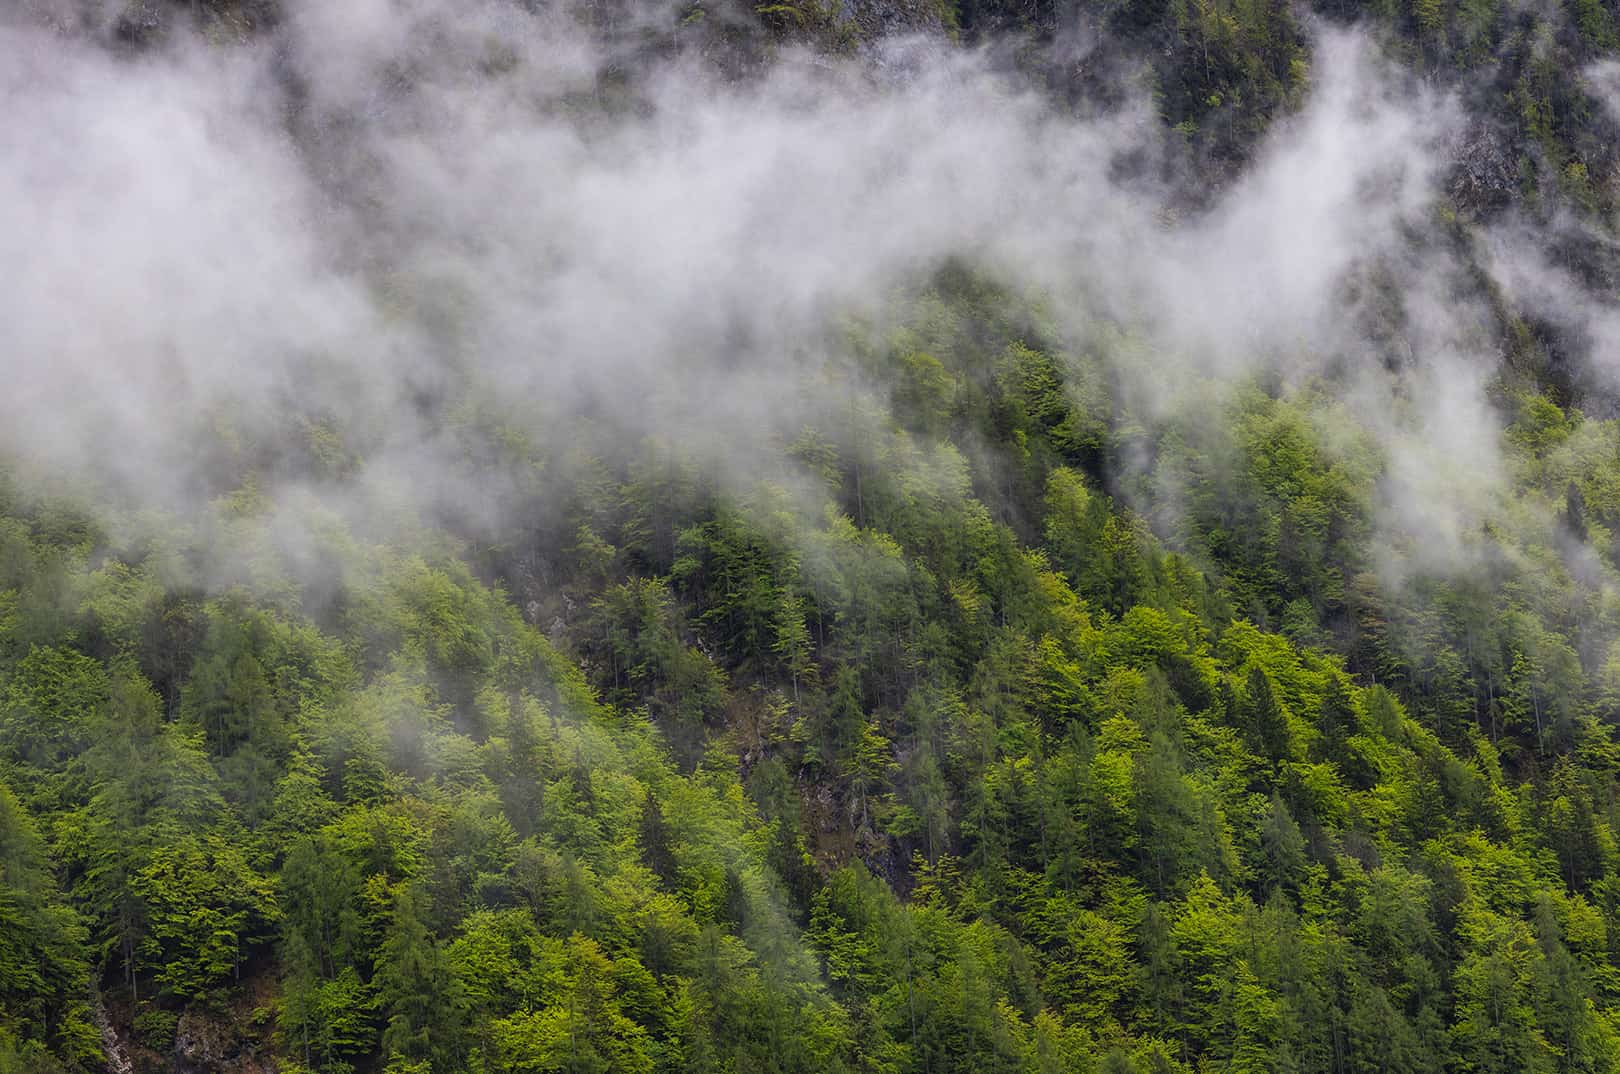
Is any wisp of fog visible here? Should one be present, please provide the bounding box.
[1,0,1594,592]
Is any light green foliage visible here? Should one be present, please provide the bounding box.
[0,782,99,1070]
[7,272,1620,1074]
[132,832,275,998]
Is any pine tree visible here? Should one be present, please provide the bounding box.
[376,885,466,1074]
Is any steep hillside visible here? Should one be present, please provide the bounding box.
[8,1,1620,1073]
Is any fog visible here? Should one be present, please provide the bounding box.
[0,0,1594,599]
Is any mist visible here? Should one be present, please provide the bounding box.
[14,8,1620,1070]
[0,0,1580,602]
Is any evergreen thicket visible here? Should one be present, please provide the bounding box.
[12,0,1620,1071]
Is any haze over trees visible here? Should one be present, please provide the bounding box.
[9,0,1620,1072]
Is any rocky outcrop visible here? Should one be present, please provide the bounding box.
[91,985,134,1074]
[171,1007,277,1074]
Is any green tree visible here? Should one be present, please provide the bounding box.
[376,885,467,1074]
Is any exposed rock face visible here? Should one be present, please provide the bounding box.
[848,0,952,38]
[1448,123,1518,216]
[91,986,134,1074]
[171,1008,275,1074]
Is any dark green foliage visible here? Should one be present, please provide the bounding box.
[9,70,1620,1068]
[0,783,99,1071]
[4,0,1620,1070]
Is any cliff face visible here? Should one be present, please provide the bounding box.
[170,1008,274,1074]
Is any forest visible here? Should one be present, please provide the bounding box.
[10,0,1620,1071]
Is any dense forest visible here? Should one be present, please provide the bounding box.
[11,0,1620,1072]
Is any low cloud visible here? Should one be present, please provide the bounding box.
[0,3,1551,598]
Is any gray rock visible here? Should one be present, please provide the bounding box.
[1448,123,1518,215]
